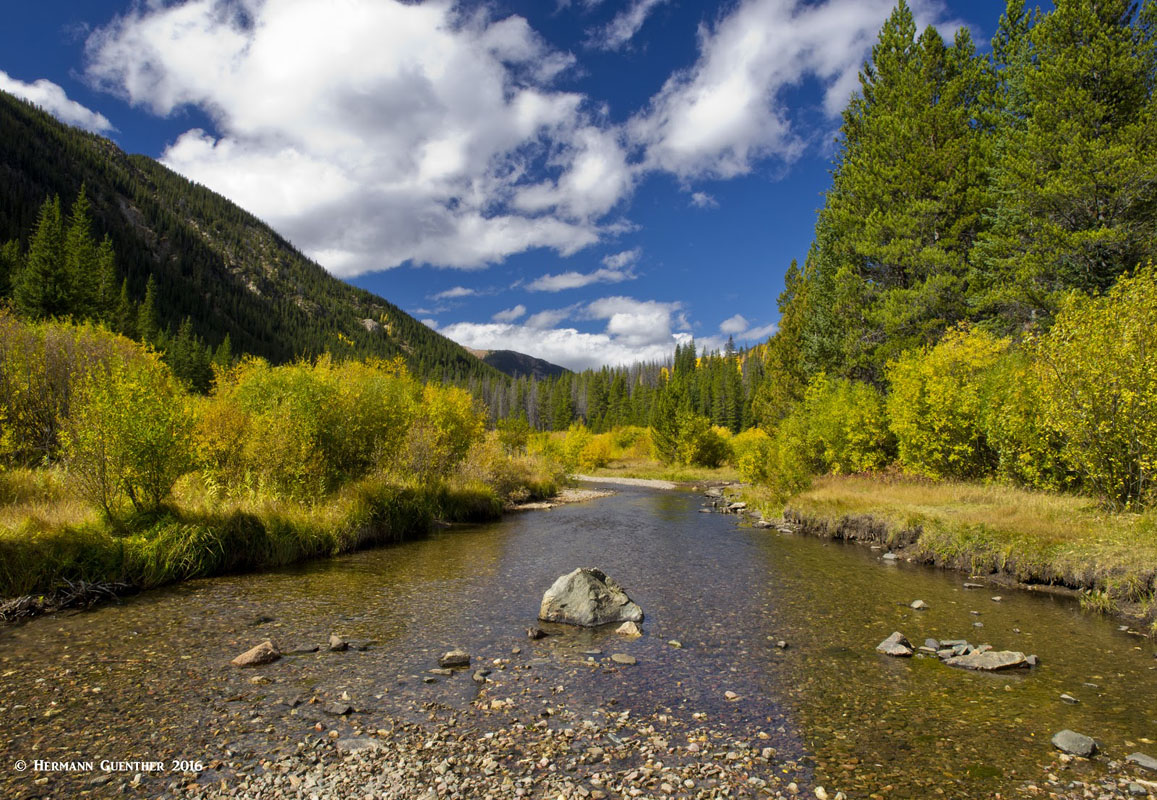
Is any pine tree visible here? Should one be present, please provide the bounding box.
[973,0,1157,327]
[213,333,233,369]
[137,275,160,345]
[114,278,136,338]
[14,195,69,318]
[94,235,118,321]
[65,185,100,318]
[0,239,22,297]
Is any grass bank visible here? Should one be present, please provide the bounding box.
[739,474,1157,630]
[585,456,739,485]
[0,465,559,607]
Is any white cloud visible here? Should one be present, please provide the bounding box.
[85,0,630,276]
[0,70,114,133]
[628,0,960,179]
[432,286,476,300]
[583,295,684,347]
[588,0,669,51]
[720,313,748,335]
[439,321,690,371]
[492,304,527,323]
[421,317,440,328]
[527,265,635,292]
[526,305,577,329]
[602,248,641,269]
[690,191,718,209]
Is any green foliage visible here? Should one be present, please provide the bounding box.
[801,374,893,474]
[886,326,1008,479]
[672,410,731,468]
[403,383,486,482]
[14,195,68,318]
[62,355,195,517]
[731,428,774,484]
[1036,265,1157,506]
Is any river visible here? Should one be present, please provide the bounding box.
[1,483,1155,798]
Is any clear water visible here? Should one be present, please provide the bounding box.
[1,484,1154,798]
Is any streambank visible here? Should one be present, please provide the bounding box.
[1,476,584,623]
[731,475,1157,635]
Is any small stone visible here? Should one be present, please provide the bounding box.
[616,621,643,637]
[1126,752,1157,772]
[1051,730,1097,758]
[323,703,352,716]
[991,596,1003,602]
[472,669,491,683]
[328,634,348,652]
[527,627,547,640]
[429,668,453,676]
[875,631,913,657]
[973,621,984,628]
[1128,782,1147,796]
[423,676,437,684]
[924,638,940,650]
[1060,693,1079,704]
[610,653,637,666]
[439,649,470,668]
[231,640,280,668]
[724,691,739,701]
[815,788,829,800]
[1026,654,1039,667]
[882,553,899,562]
[511,647,522,654]
[963,582,983,589]
[667,640,682,648]
[776,640,789,649]
[910,600,928,610]
[336,737,383,755]
[945,650,1028,671]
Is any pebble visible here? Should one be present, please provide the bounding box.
[328,634,348,652]
[610,654,637,666]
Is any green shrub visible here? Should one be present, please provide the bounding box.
[886,326,1008,480]
[731,428,774,483]
[802,373,892,474]
[1036,265,1157,507]
[673,411,731,468]
[62,355,195,517]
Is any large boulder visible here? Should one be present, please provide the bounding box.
[231,640,280,668]
[1052,730,1097,758]
[539,568,643,627]
[875,631,913,657]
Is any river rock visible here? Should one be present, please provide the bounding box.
[538,568,643,627]
[328,634,348,652]
[231,640,280,667]
[526,627,548,640]
[945,650,1028,671]
[910,600,928,610]
[439,649,470,668]
[1052,730,1097,758]
[1127,752,1157,771]
[336,737,384,755]
[610,653,637,665]
[876,631,913,657]
[616,621,643,637]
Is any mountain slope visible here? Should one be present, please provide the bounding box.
[468,349,570,381]
[0,90,499,381]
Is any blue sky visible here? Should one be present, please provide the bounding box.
[1,0,1010,370]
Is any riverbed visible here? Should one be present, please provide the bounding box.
[1,483,1155,798]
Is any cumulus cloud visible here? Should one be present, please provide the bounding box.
[690,191,718,209]
[526,265,635,292]
[0,70,114,133]
[85,0,630,276]
[492,304,527,323]
[720,313,748,335]
[628,0,959,179]
[432,286,476,300]
[526,305,578,329]
[588,0,669,51]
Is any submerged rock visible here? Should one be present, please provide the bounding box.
[910,600,928,610]
[1127,752,1157,772]
[616,621,643,637]
[876,632,913,657]
[610,653,637,665]
[439,649,470,668]
[538,568,643,627]
[945,650,1029,671]
[1052,729,1097,758]
[231,640,280,668]
[328,634,348,652]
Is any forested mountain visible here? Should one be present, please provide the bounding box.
[469,349,569,381]
[0,90,499,382]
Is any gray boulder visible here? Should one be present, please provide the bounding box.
[945,650,1029,671]
[876,631,913,657]
[438,649,470,668]
[539,568,643,627]
[1052,730,1097,758]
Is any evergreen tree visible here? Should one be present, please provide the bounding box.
[94,235,118,320]
[114,278,136,338]
[213,333,233,369]
[137,275,160,345]
[65,185,100,318]
[973,0,1157,327]
[14,195,69,318]
[0,239,22,297]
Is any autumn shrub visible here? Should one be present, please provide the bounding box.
[0,311,142,466]
[61,354,195,517]
[731,428,774,483]
[802,373,892,474]
[578,435,613,471]
[401,383,485,482]
[673,411,731,468]
[1036,265,1157,507]
[980,349,1073,491]
[886,326,1008,480]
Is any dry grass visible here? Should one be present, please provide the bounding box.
[747,474,1157,615]
[586,456,740,484]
